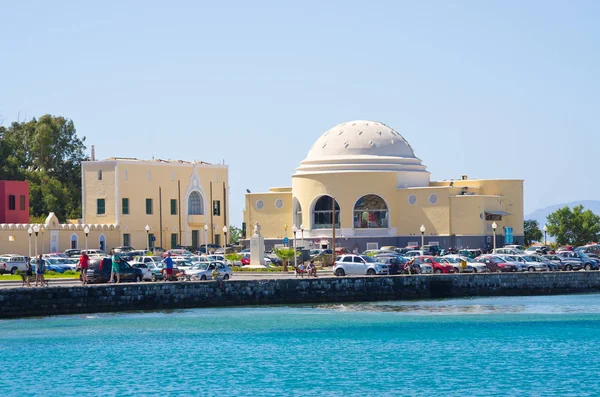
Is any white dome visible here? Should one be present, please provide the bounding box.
[294,120,429,182]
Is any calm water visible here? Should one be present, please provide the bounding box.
[2,294,600,396]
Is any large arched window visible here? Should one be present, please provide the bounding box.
[293,198,302,229]
[188,191,204,215]
[312,196,340,229]
[353,194,388,228]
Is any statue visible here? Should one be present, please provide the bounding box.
[253,222,261,236]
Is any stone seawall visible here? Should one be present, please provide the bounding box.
[2,272,600,319]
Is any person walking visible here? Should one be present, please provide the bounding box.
[109,254,121,283]
[163,252,173,282]
[25,261,33,288]
[79,252,89,285]
[35,255,47,287]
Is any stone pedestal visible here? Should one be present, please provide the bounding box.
[250,223,265,267]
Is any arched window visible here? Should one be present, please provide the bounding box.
[293,198,302,229]
[99,234,106,253]
[188,191,204,215]
[70,234,78,249]
[353,195,388,228]
[312,196,340,229]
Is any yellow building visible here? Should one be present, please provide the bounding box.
[243,120,523,251]
[82,158,229,251]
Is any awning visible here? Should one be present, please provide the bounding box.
[485,210,510,216]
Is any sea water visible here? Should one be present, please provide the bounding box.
[2,294,600,396]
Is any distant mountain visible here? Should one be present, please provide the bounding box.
[525,200,600,226]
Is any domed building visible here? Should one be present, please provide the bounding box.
[243,120,523,252]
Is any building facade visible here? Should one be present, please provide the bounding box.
[0,181,29,224]
[243,120,524,251]
[82,158,229,251]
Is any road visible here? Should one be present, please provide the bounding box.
[0,271,331,289]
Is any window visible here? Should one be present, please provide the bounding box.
[98,170,102,180]
[312,196,340,229]
[188,192,203,215]
[171,199,177,215]
[8,195,15,210]
[485,213,503,221]
[148,233,155,249]
[19,195,25,210]
[353,194,388,228]
[146,198,153,215]
[213,200,221,216]
[171,233,178,249]
[123,233,131,247]
[97,198,106,215]
[256,200,264,210]
[275,199,283,209]
[122,198,129,215]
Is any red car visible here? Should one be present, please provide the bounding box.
[475,255,519,272]
[417,256,456,274]
[241,254,251,266]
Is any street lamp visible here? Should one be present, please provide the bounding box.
[33,225,40,258]
[223,225,228,248]
[300,223,304,249]
[145,224,150,251]
[28,227,32,259]
[292,225,298,269]
[492,222,497,251]
[204,224,209,254]
[84,225,90,250]
[420,225,425,249]
[543,225,548,245]
[41,226,45,254]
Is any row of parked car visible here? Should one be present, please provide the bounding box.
[331,243,600,277]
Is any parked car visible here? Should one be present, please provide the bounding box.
[333,255,389,276]
[492,248,524,256]
[31,257,71,273]
[379,246,399,253]
[475,255,519,272]
[172,257,195,270]
[504,255,550,272]
[0,255,28,274]
[187,262,232,280]
[576,244,600,257]
[63,249,82,258]
[557,251,598,271]
[162,249,194,259]
[458,249,484,259]
[110,246,135,255]
[422,245,442,256]
[408,257,433,274]
[442,255,486,273]
[81,249,106,258]
[395,247,418,255]
[362,249,383,256]
[543,255,568,271]
[404,250,424,258]
[85,257,144,283]
[240,253,273,266]
[129,262,153,281]
[415,256,456,274]
[375,255,408,275]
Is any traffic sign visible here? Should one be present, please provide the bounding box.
[283,237,289,244]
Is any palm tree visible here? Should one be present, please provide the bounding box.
[273,248,297,272]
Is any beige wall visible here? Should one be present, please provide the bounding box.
[244,191,293,239]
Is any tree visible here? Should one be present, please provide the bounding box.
[273,247,298,272]
[523,219,543,246]
[228,226,242,245]
[546,205,600,246]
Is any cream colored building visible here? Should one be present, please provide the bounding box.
[243,120,524,251]
[82,158,229,252]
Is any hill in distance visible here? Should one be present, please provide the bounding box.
[525,200,600,226]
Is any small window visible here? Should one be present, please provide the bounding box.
[171,233,178,249]
[408,195,417,205]
[170,199,177,215]
[19,195,25,210]
[213,200,221,216]
[275,199,283,209]
[256,200,264,210]
[122,198,129,215]
[429,194,438,204]
[97,198,106,215]
[8,195,15,210]
[146,198,153,215]
[98,170,103,180]
[123,233,131,246]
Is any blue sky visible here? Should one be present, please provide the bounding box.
[2,1,599,227]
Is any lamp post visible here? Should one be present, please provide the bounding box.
[543,225,548,245]
[420,225,425,249]
[28,227,32,260]
[204,224,209,254]
[145,224,150,252]
[41,226,45,254]
[492,222,497,251]
[223,225,228,249]
[33,225,40,258]
[84,225,90,251]
[300,223,304,249]
[284,224,288,247]
[292,225,298,269]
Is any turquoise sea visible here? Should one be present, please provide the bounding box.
[2,294,600,396]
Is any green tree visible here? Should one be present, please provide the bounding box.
[228,226,242,244]
[273,247,298,272]
[523,219,543,246]
[546,205,600,246]
[0,115,86,220]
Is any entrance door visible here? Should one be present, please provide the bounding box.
[192,230,199,250]
[214,234,221,247]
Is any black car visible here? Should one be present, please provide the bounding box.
[63,249,82,258]
[375,255,408,275]
[85,257,144,283]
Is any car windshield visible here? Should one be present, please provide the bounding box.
[192,264,209,270]
[360,255,376,263]
[521,256,535,261]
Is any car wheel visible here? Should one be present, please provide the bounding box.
[10,267,18,275]
[434,269,442,274]
[528,267,535,272]
[585,264,592,271]
[151,274,157,282]
[135,275,142,282]
[566,265,573,271]
[472,268,477,274]
[223,274,230,280]
[335,268,345,277]
[366,269,376,276]
[201,275,207,280]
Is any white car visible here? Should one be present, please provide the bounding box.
[404,250,424,258]
[186,262,233,280]
[205,254,233,266]
[333,255,389,276]
[171,257,195,270]
[505,255,550,272]
[129,262,153,281]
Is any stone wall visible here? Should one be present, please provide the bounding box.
[2,272,600,319]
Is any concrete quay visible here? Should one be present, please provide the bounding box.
[2,272,600,319]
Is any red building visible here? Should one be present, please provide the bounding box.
[0,181,30,224]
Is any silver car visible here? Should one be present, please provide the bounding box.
[187,262,233,281]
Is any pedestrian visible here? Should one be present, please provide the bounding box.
[35,255,47,287]
[352,244,359,255]
[25,261,33,288]
[163,252,173,281]
[79,252,89,285]
[109,254,121,283]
